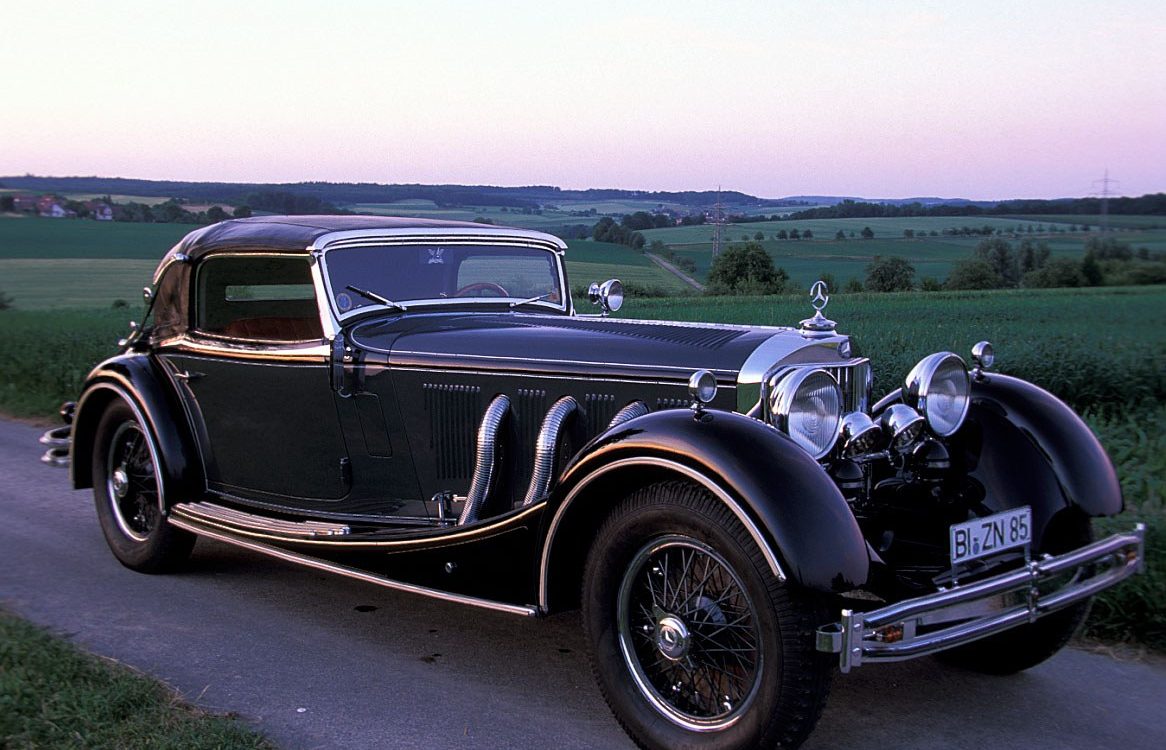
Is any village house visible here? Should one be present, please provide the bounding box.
[36,195,70,218]
[83,200,114,220]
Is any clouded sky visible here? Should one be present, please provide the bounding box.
[2,0,1162,199]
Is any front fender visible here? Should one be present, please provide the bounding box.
[952,373,1123,547]
[71,354,202,504]
[545,409,869,595]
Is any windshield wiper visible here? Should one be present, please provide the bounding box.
[508,293,554,309]
[346,284,405,310]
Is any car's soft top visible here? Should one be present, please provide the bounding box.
[161,215,510,261]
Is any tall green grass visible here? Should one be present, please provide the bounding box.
[0,309,129,417]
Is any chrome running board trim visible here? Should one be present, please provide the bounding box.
[172,501,351,538]
[168,515,539,617]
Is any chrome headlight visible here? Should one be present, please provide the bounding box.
[770,368,842,459]
[840,412,882,457]
[904,352,971,437]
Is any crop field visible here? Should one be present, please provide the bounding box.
[641,216,1166,286]
[1007,214,1166,230]
[351,202,596,231]
[564,240,690,293]
[0,259,157,310]
[0,216,192,259]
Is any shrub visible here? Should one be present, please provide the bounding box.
[864,256,915,292]
[706,242,788,295]
[946,259,1003,290]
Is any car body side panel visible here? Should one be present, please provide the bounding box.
[549,409,870,593]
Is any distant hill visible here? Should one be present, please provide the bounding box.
[2,175,1160,216]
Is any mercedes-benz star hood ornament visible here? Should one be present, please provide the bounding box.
[799,279,837,337]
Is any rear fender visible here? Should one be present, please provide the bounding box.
[539,408,869,609]
[71,355,203,506]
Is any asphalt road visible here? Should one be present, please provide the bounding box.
[2,416,1164,749]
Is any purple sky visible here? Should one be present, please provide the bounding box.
[2,0,1162,199]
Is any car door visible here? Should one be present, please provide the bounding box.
[159,252,352,504]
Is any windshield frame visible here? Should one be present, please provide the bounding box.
[312,228,571,331]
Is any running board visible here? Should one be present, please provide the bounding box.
[167,514,539,617]
[171,501,351,539]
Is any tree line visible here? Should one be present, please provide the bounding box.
[779,194,1166,222]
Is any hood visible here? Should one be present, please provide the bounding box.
[350,312,846,384]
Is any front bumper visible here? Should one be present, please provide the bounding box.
[817,524,1145,673]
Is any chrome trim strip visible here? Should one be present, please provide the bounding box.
[538,457,786,613]
[378,364,724,389]
[158,336,329,362]
[309,227,569,252]
[162,502,545,548]
[382,349,738,377]
[817,524,1145,672]
[167,516,538,617]
[312,230,570,321]
[172,502,350,538]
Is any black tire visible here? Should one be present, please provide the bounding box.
[938,509,1094,675]
[582,480,832,750]
[92,400,195,573]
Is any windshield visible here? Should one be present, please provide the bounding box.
[322,243,565,318]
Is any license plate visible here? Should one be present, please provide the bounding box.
[950,507,1032,565]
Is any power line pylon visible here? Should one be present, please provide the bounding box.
[1092,169,1119,233]
[711,187,725,258]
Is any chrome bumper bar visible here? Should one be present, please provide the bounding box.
[39,426,71,468]
[817,524,1145,673]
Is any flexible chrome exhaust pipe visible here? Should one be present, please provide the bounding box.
[459,394,511,525]
[522,396,578,507]
[607,400,648,429]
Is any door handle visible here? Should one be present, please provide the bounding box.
[173,370,204,382]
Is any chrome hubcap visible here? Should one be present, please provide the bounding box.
[111,468,130,499]
[655,614,691,660]
[105,421,159,542]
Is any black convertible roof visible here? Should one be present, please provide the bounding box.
[169,215,503,256]
[155,215,565,281]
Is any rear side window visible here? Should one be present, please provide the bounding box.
[195,255,322,342]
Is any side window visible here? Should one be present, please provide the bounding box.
[195,255,323,342]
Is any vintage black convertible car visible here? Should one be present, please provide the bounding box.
[42,216,1144,749]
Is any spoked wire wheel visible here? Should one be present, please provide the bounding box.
[93,399,194,573]
[105,421,162,541]
[617,534,762,731]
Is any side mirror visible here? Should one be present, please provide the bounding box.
[587,279,624,316]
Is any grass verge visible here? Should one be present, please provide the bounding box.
[0,610,272,749]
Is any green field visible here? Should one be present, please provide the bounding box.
[0,220,686,309]
[1007,214,1166,230]
[640,215,1166,287]
[0,215,193,259]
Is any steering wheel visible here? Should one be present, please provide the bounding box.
[455,281,509,297]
